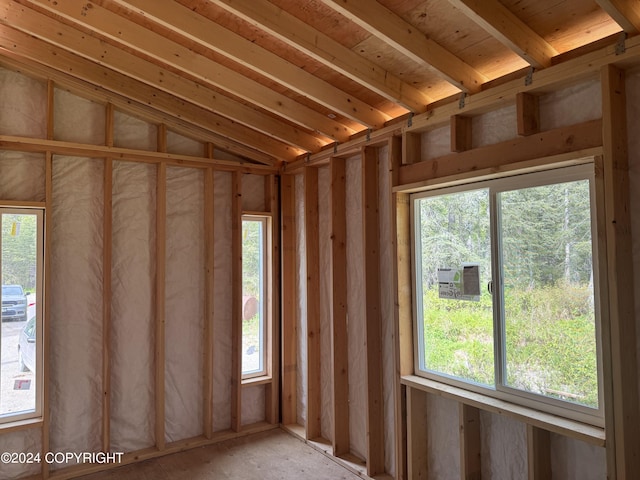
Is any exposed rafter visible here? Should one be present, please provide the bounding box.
[446,0,558,68]
[0,27,294,163]
[318,0,487,93]
[595,0,640,34]
[15,0,355,142]
[209,0,432,113]
[110,0,391,129]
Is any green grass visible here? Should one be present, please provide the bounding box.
[422,282,599,408]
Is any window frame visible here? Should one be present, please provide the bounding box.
[240,214,272,381]
[0,207,45,426]
[410,163,604,426]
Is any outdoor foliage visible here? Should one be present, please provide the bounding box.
[417,177,599,409]
[1,214,37,292]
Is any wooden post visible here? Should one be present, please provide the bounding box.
[42,151,53,479]
[459,404,481,480]
[451,115,472,152]
[231,171,243,432]
[362,146,384,475]
[155,162,167,450]
[102,158,113,452]
[395,189,412,480]
[280,174,298,426]
[516,92,540,136]
[266,174,280,424]
[406,387,428,479]
[304,167,322,440]
[203,167,215,439]
[46,80,54,141]
[330,158,350,456]
[527,425,551,479]
[600,64,640,479]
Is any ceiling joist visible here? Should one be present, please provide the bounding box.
[318,0,487,93]
[111,0,392,129]
[445,0,559,68]
[595,0,640,34]
[209,0,432,113]
[17,0,354,143]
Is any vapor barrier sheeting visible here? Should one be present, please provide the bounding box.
[213,171,233,432]
[110,161,156,452]
[164,167,206,442]
[0,151,45,202]
[0,69,47,139]
[50,156,104,466]
[53,89,106,145]
[295,174,307,427]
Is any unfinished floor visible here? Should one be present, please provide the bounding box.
[77,429,363,480]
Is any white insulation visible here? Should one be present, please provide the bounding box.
[111,161,156,452]
[0,69,269,478]
[0,151,45,202]
[165,166,205,442]
[295,174,308,426]
[426,393,460,480]
[212,171,233,432]
[479,411,527,479]
[50,156,104,465]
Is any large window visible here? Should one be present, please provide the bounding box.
[241,215,270,379]
[412,164,602,423]
[0,208,44,425]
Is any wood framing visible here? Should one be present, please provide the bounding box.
[398,119,603,187]
[155,161,167,450]
[203,168,215,439]
[361,146,384,476]
[42,151,53,479]
[459,404,481,480]
[304,167,322,440]
[102,158,113,452]
[280,174,298,426]
[329,157,350,456]
[231,171,243,432]
[450,115,472,153]
[406,387,428,479]
[516,92,540,137]
[266,175,280,425]
[527,425,551,479]
[600,64,640,478]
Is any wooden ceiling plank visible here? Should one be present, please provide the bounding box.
[446,0,558,69]
[0,2,331,153]
[16,0,354,142]
[209,0,432,113]
[595,0,640,34]
[0,27,296,163]
[318,0,487,93]
[112,0,391,129]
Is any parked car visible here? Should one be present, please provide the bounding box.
[1,284,28,322]
[18,315,36,373]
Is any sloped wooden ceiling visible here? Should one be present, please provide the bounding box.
[0,0,636,166]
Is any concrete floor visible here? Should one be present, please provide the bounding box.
[79,429,364,480]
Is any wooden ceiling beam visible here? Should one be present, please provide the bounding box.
[595,0,640,34]
[0,2,333,154]
[445,0,558,69]
[0,40,287,164]
[17,0,355,142]
[111,0,390,129]
[318,0,487,93]
[0,28,292,163]
[209,0,432,113]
